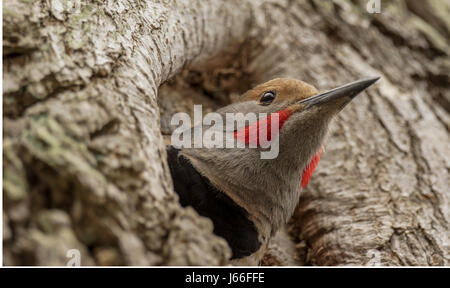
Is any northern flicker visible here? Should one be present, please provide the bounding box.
[166,77,379,265]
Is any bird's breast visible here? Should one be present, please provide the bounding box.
[166,146,262,260]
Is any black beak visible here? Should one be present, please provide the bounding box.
[299,77,380,109]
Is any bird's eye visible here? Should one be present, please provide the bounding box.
[260,91,276,105]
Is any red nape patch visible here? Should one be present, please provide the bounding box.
[301,146,323,188]
[233,108,293,146]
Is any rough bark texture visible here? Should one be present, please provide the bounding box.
[3,0,449,266]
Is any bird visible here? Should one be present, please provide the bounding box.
[166,76,379,265]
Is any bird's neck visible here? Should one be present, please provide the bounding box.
[300,146,323,188]
[181,112,328,235]
[183,151,299,236]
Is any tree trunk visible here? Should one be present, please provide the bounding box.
[3,0,449,266]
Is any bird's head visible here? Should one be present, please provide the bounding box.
[226,77,379,159]
[180,77,379,233]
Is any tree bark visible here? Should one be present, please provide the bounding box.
[3,0,449,266]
